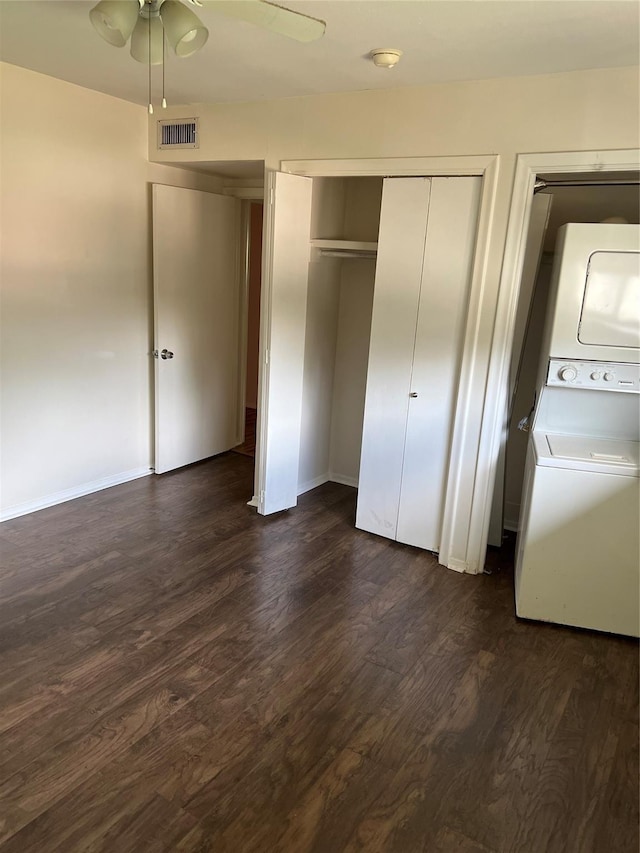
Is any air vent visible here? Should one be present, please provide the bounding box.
[158,118,199,149]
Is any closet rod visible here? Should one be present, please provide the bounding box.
[534,178,640,193]
[317,250,377,259]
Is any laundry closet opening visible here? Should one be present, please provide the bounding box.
[489,171,640,543]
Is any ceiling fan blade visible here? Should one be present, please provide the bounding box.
[208,1,326,42]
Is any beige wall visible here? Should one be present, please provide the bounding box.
[150,66,639,168]
[0,62,222,518]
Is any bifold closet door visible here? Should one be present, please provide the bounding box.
[356,178,432,538]
[356,176,481,552]
[395,177,481,551]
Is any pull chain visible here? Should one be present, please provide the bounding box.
[148,6,153,114]
[162,23,167,108]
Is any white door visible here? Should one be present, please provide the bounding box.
[356,176,481,552]
[153,184,241,474]
[356,178,432,539]
[396,177,481,551]
[255,171,313,514]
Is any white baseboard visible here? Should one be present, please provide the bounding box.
[297,471,360,497]
[441,555,483,574]
[328,472,358,489]
[247,496,259,508]
[297,473,330,496]
[443,556,469,574]
[0,467,153,522]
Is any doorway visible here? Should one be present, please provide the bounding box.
[490,166,640,541]
[255,155,499,573]
[257,167,487,561]
[503,173,640,532]
[152,159,265,479]
[233,200,263,462]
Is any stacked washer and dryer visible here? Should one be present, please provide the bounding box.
[515,223,640,638]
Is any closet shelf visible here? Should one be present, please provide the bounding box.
[310,239,378,259]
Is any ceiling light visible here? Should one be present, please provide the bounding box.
[370,49,403,69]
[89,0,209,63]
[130,14,165,65]
[160,0,209,57]
[89,0,139,47]
[88,0,325,112]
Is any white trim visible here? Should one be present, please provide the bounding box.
[272,154,501,575]
[467,148,640,574]
[437,156,501,574]
[297,473,330,496]
[0,468,152,522]
[329,473,359,488]
[254,172,276,511]
[247,495,259,508]
[282,155,496,177]
[296,472,359,495]
[444,557,468,574]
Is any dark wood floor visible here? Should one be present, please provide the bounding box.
[0,453,637,852]
[232,407,257,458]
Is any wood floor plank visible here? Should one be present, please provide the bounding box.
[0,453,637,853]
[0,712,205,853]
[0,662,216,843]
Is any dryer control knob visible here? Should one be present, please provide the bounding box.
[558,365,578,382]
[604,372,615,382]
[590,371,601,381]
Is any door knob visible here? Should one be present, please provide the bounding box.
[161,349,174,360]
[409,392,418,398]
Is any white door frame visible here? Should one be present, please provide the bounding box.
[269,155,500,573]
[468,148,640,573]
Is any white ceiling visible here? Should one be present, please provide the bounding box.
[0,1,638,107]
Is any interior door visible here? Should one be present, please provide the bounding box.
[255,171,313,515]
[356,178,432,539]
[395,177,482,552]
[153,184,241,474]
[357,176,481,553]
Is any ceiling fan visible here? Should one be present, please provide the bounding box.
[89,0,327,65]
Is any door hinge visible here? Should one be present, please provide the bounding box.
[264,348,270,365]
[269,187,274,205]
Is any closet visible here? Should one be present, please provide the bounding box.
[259,171,481,555]
[297,176,382,496]
[489,178,640,540]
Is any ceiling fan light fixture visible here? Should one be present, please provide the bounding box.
[89,0,140,47]
[130,14,165,64]
[160,0,209,58]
